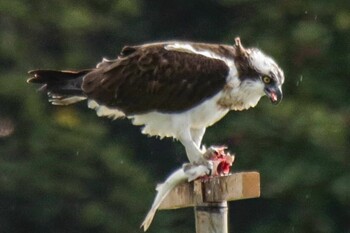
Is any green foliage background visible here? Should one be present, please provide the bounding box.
[0,0,349,232]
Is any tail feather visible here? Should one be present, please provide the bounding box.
[27,69,91,105]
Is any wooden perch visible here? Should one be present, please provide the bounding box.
[157,171,260,233]
[159,171,260,209]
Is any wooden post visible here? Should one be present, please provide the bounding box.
[195,201,228,233]
[158,171,260,232]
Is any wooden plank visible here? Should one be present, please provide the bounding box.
[159,171,260,210]
[204,172,260,202]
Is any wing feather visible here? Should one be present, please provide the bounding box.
[82,43,231,114]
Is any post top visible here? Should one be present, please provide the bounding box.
[159,171,260,210]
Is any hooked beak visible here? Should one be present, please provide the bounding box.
[264,86,283,105]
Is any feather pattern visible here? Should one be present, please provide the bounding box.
[82,42,231,114]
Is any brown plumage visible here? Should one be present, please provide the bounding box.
[28,42,236,114]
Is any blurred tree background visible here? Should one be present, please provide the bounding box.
[0,0,349,232]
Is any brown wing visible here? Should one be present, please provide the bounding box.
[82,43,230,114]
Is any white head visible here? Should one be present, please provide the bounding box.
[233,38,285,106]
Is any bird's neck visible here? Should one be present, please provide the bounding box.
[218,67,265,111]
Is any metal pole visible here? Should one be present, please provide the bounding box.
[194,201,228,233]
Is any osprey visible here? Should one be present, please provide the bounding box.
[28,38,284,171]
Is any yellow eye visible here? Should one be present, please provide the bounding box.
[262,76,271,84]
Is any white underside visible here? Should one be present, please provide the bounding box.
[129,92,229,139]
[87,81,264,141]
[88,100,125,119]
[88,92,229,139]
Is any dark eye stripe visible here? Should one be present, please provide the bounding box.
[269,71,279,83]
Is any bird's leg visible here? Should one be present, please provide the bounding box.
[178,129,204,163]
[179,129,235,180]
[178,129,213,180]
[190,128,225,162]
[190,128,206,149]
[189,128,235,178]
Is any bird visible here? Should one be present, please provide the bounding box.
[27,37,284,171]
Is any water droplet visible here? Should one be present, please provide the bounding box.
[296,75,303,86]
[0,118,15,138]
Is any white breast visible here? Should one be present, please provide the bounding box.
[219,79,265,111]
[129,92,229,139]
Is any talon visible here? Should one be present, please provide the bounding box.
[183,162,212,182]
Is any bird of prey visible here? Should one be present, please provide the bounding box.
[27,38,284,172]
